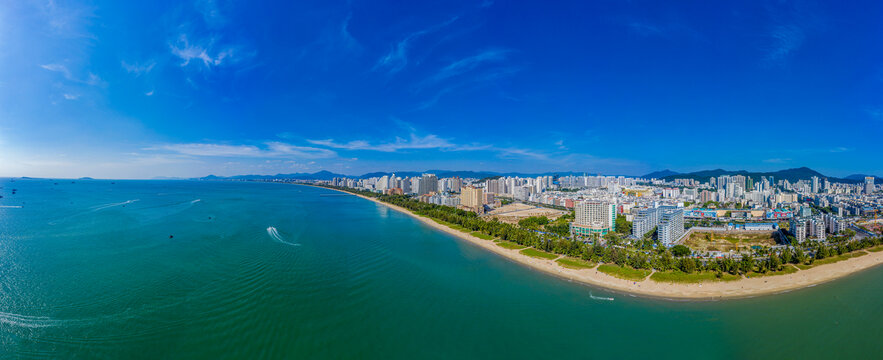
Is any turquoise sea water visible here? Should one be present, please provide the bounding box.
[0,179,881,359]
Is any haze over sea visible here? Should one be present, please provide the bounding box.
[1,179,881,359]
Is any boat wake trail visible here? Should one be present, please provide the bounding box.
[0,312,73,328]
[590,292,614,301]
[0,205,22,208]
[267,227,301,246]
[91,199,139,211]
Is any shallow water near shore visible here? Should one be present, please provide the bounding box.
[1,179,881,359]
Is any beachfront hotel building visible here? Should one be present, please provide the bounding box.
[657,207,685,245]
[571,200,615,237]
[460,186,484,212]
[632,207,659,238]
[790,218,808,243]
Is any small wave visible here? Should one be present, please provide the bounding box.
[0,205,22,208]
[191,199,201,204]
[589,292,614,301]
[267,226,301,246]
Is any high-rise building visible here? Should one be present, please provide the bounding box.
[811,176,820,194]
[486,178,500,194]
[460,186,484,211]
[401,177,412,193]
[451,177,462,193]
[810,217,826,241]
[418,174,438,195]
[632,207,659,238]
[571,200,615,237]
[866,176,875,195]
[790,218,807,243]
[657,207,684,245]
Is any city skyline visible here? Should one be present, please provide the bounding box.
[2,1,882,179]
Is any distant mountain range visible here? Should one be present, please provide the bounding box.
[844,174,883,183]
[195,167,880,184]
[196,170,345,181]
[642,170,680,179]
[659,167,878,184]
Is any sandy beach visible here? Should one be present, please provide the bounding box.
[311,185,883,300]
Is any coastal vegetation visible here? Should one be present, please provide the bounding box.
[520,248,559,260]
[497,241,526,250]
[597,264,651,281]
[650,271,741,283]
[556,257,596,269]
[470,231,495,240]
[321,185,883,284]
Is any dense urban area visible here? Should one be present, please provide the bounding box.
[277,170,883,281]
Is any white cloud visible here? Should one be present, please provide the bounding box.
[40,63,73,78]
[62,93,78,100]
[145,90,154,96]
[121,60,156,75]
[339,13,360,51]
[149,141,336,159]
[307,132,552,161]
[170,34,234,67]
[374,16,459,73]
[766,25,805,63]
[195,0,226,28]
[308,133,476,152]
[425,48,511,84]
[40,63,105,86]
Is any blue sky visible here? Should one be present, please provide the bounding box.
[0,0,881,179]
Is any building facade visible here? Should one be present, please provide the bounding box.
[572,200,615,237]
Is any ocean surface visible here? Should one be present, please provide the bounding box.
[0,179,881,359]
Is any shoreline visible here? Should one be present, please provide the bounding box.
[304,184,883,300]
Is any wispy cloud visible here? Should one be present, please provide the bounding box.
[149,142,337,159]
[424,48,511,85]
[308,133,479,152]
[306,132,557,162]
[415,65,522,110]
[40,63,105,86]
[121,60,156,75]
[62,93,79,100]
[866,107,882,121]
[40,63,73,78]
[339,13,360,52]
[38,0,97,39]
[374,16,459,73]
[628,21,663,37]
[765,25,805,63]
[170,34,234,68]
[624,17,701,40]
[195,0,226,28]
[763,158,791,164]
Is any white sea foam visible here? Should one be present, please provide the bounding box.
[267,227,301,246]
[0,205,22,208]
[590,292,614,301]
[191,199,201,204]
[0,312,62,328]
